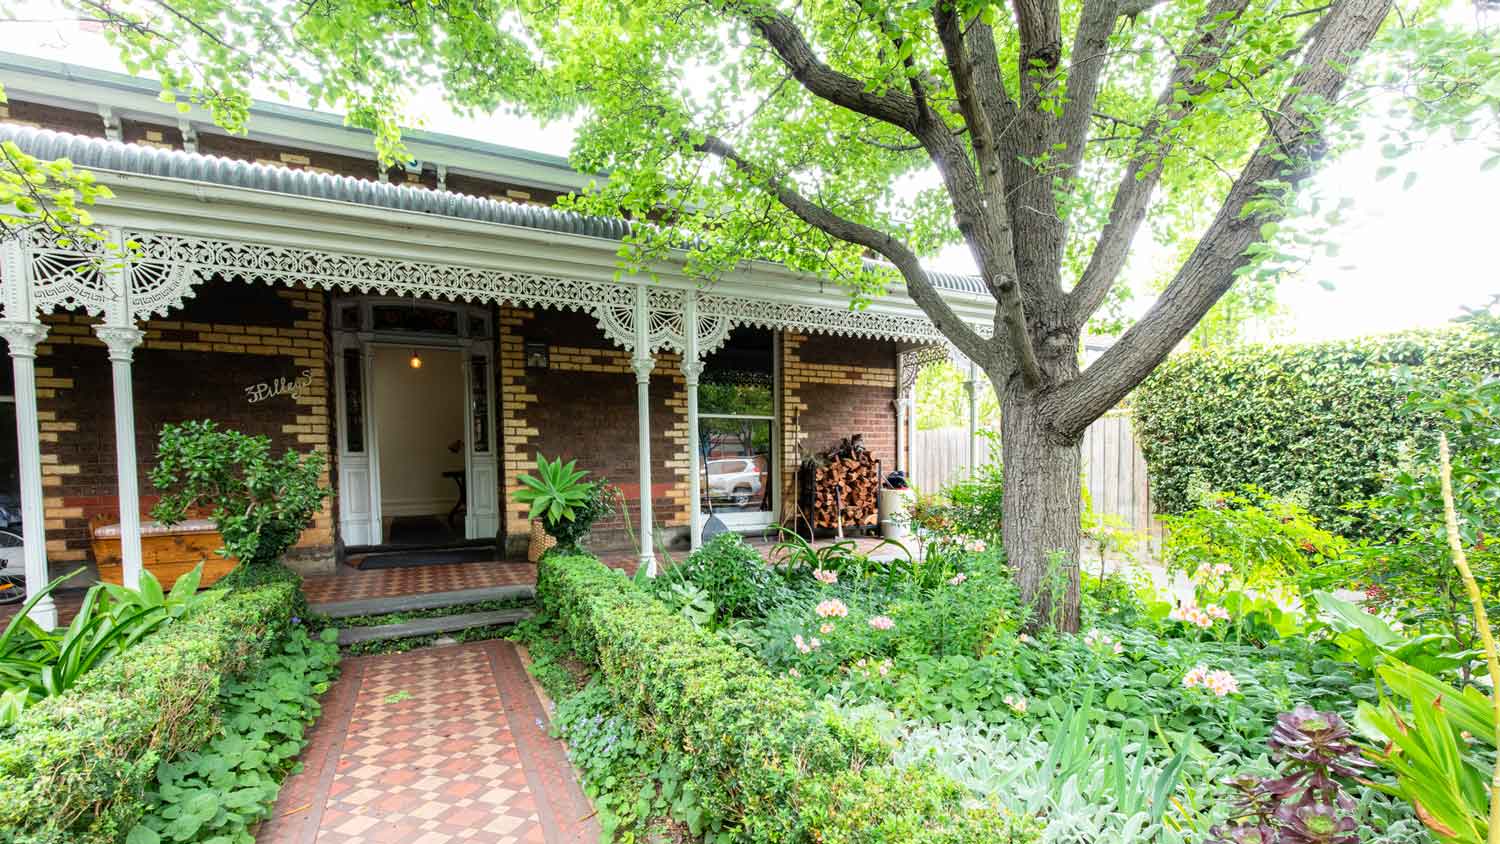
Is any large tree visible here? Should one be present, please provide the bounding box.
[14,0,1500,628]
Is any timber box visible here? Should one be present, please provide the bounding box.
[90,517,239,588]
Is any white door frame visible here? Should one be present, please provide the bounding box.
[333,297,497,548]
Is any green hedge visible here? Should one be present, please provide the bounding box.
[0,566,302,844]
[537,554,1035,843]
[1133,326,1500,536]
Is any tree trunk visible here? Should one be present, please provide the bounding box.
[1001,380,1083,632]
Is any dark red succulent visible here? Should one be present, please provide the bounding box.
[1278,804,1359,844]
[1209,708,1368,844]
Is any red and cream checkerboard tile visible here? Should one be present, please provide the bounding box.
[257,640,597,844]
[300,561,539,605]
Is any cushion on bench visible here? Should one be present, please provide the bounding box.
[91,518,219,540]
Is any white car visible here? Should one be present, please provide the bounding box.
[707,458,765,506]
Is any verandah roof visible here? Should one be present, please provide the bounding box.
[0,124,990,298]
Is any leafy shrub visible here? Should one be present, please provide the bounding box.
[1342,369,1500,647]
[1161,487,1347,588]
[0,568,300,843]
[1,564,222,724]
[1134,325,1500,536]
[756,548,1022,682]
[127,624,338,844]
[655,532,781,622]
[151,421,329,567]
[545,480,617,552]
[940,455,1004,541]
[537,553,1034,843]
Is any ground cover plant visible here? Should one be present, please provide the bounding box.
[551,451,1498,844]
[127,623,340,844]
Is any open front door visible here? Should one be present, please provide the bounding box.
[463,347,500,540]
[335,340,381,546]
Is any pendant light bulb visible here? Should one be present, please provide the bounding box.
[409,350,423,370]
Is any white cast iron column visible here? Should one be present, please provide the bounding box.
[682,294,704,551]
[965,359,979,478]
[631,286,656,574]
[94,325,146,588]
[0,319,57,629]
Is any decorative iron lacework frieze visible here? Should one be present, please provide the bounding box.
[898,343,970,397]
[9,230,986,355]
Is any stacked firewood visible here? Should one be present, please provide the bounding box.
[804,434,880,530]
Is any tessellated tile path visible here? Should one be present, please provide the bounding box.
[257,640,597,844]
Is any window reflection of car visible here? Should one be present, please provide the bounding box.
[707,458,765,506]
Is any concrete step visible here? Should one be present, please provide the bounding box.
[312,584,536,620]
[336,608,535,646]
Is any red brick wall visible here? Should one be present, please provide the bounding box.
[34,280,333,579]
[498,307,689,555]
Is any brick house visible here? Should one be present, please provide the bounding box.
[0,53,992,627]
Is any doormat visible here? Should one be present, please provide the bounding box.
[386,515,461,547]
[357,547,497,570]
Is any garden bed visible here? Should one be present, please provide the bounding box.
[0,565,323,844]
[536,518,1444,844]
[535,551,1036,843]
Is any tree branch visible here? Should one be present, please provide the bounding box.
[739,7,920,132]
[1013,0,1064,70]
[933,5,1044,389]
[1117,0,1169,17]
[1055,0,1122,179]
[1067,0,1256,322]
[695,133,991,365]
[1044,0,1392,437]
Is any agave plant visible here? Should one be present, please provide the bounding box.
[514,454,594,529]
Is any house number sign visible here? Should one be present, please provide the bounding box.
[245,370,315,403]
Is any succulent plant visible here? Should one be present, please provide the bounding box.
[1278,803,1359,844]
[1209,708,1368,844]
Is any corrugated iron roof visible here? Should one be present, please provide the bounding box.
[1,124,988,296]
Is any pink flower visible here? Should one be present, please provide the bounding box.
[1112,641,1124,655]
[868,615,895,631]
[878,659,891,677]
[819,622,835,635]
[815,599,849,619]
[793,634,821,654]
[1169,602,1219,629]
[787,668,800,678]
[1206,670,1239,697]
[1206,604,1230,621]
[813,568,838,585]
[1004,694,1028,714]
[1182,665,1208,688]
[948,573,968,586]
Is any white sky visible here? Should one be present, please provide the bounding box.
[3,6,1497,343]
